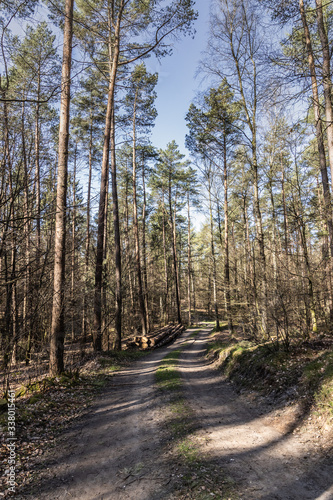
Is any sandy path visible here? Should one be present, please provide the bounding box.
[18,331,193,500]
[179,328,333,500]
[18,326,333,499]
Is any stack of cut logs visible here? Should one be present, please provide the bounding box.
[124,323,185,350]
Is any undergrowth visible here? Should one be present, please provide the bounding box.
[207,334,333,421]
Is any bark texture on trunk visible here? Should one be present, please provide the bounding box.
[132,98,147,335]
[110,105,122,350]
[315,0,333,191]
[94,3,123,351]
[82,115,93,342]
[223,133,233,333]
[208,179,219,330]
[169,186,182,324]
[187,192,192,326]
[49,0,74,376]
[299,0,333,257]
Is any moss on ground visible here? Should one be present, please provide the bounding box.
[156,349,182,391]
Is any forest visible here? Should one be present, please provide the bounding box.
[1,0,333,381]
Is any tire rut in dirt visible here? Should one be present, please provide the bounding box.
[18,337,191,500]
[178,329,333,500]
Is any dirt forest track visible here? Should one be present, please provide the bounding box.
[18,326,333,500]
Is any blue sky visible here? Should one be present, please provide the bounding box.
[8,0,210,161]
[7,0,211,226]
[147,0,211,158]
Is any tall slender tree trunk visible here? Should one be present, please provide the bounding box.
[141,161,150,330]
[71,143,77,340]
[1,96,12,366]
[102,169,109,347]
[281,157,289,267]
[169,184,182,324]
[94,86,112,351]
[124,173,134,310]
[299,219,317,334]
[82,115,93,342]
[315,0,333,191]
[11,261,17,366]
[316,175,333,319]
[21,99,32,364]
[49,0,74,376]
[252,149,268,337]
[216,202,223,248]
[187,192,192,325]
[223,133,232,333]
[314,0,333,322]
[35,68,41,269]
[191,272,196,322]
[242,195,251,309]
[132,97,147,335]
[294,154,318,334]
[173,198,182,323]
[268,177,278,283]
[208,180,219,330]
[299,0,333,259]
[110,104,122,350]
[162,194,169,323]
[229,16,268,336]
[94,5,123,351]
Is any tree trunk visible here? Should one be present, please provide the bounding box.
[169,185,182,324]
[162,193,169,323]
[102,168,109,348]
[223,133,233,333]
[82,114,93,343]
[21,99,32,364]
[141,160,150,330]
[281,157,290,266]
[71,142,77,341]
[208,180,219,330]
[35,68,41,269]
[132,96,147,335]
[299,0,333,259]
[110,104,122,350]
[314,0,333,323]
[49,0,74,377]
[315,0,333,192]
[191,272,196,323]
[187,192,192,325]
[299,218,317,335]
[294,151,318,335]
[230,23,267,336]
[124,170,134,310]
[94,4,123,351]
[93,85,112,351]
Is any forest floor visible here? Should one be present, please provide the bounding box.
[1,325,333,499]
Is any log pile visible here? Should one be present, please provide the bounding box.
[123,323,185,350]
